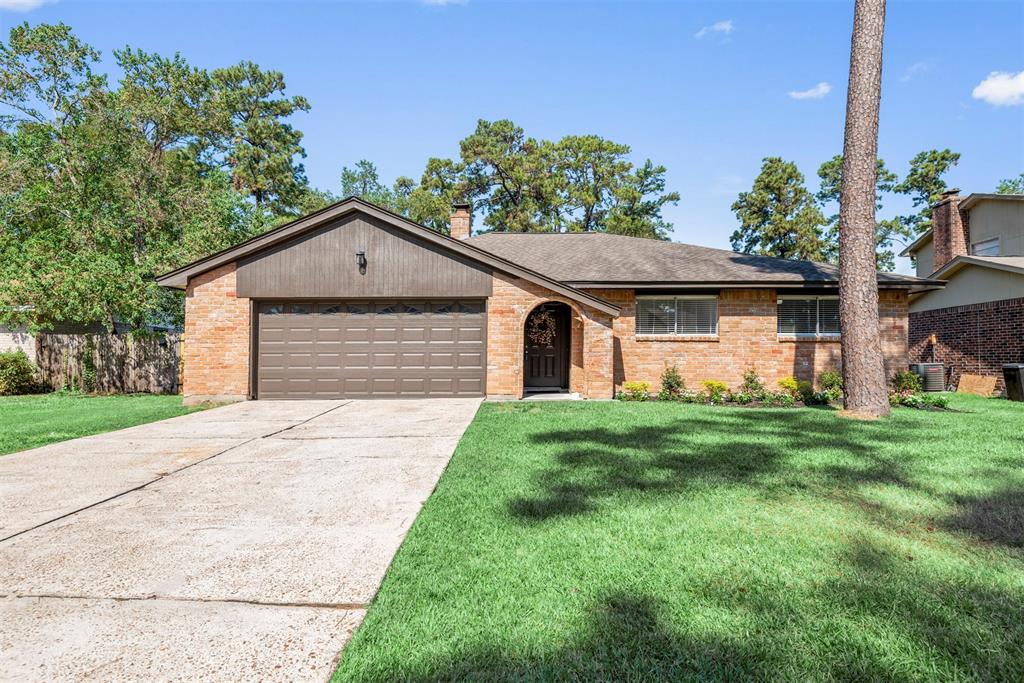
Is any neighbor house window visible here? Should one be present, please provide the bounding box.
[777,296,840,335]
[971,238,999,256]
[636,296,718,336]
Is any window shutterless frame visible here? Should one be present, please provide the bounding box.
[636,296,718,336]
[971,238,999,256]
[777,295,840,336]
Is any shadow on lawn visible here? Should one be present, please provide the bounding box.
[509,409,923,523]
[944,487,1024,547]
[404,591,772,682]
[391,539,1024,683]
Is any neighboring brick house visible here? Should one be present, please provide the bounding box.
[158,197,939,404]
[902,190,1024,392]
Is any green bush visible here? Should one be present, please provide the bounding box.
[701,380,729,404]
[0,349,41,396]
[657,364,685,401]
[796,380,815,403]
[818,369,843,400]
[619,380,651,402]
[777,376,800,397]
[740,368,765,396]
[733,392,754,405]
[892,370,923,393]
[767,391,796,408]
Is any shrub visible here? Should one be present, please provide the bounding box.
[620,380,651,401]
[923,393,950,409]
[740,368,765,396]
[796,380,815,403]
[767,391,796,408]
[892,370,923,393]
[818,369,843,401]
[679,389,703,404]
[701,380,729,404]
[657,364,685,401]
[0,349,40,396]
[733,392,754,405]
[777,376,800,397]
[889,389,950,410]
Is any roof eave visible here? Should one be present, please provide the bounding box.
[899,229,933,257]
[155,197,620,317]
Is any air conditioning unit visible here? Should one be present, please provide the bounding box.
[910,363,945,392]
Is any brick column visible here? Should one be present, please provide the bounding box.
[583,310,615,398]
[183,263,250,405]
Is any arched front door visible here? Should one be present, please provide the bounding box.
[523,302,571,393]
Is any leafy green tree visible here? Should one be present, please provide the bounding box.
[0,23,271,331]
[210,61,310,216]
[340,159,395,206]
[816,154,899,270]
[893,148,960,234]
[554,134,632,232]
[996,173,1024,194]
[730,157,827,260]
[605,160,679,239]
[401,157,464,232]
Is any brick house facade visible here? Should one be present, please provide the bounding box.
[909,297,1024,393]
[901,190,1024,394]
[159,198,930,404]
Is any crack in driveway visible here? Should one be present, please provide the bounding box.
[0,401,351,545]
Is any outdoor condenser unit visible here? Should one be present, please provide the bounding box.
[909,363,945,392]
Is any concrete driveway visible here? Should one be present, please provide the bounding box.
[0,398,481,681]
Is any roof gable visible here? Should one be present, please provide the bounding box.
[156,198,620,316]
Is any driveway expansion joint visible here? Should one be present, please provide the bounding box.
[10,592,368,611]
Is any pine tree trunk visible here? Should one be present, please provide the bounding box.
[839,0,891,417]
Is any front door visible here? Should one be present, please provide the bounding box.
[524,304,569,391]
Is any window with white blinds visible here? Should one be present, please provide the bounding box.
[636,297,718,336]
[777,296,840,335]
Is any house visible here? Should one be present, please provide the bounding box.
[901,190,1024,392]
[157,197,941,404]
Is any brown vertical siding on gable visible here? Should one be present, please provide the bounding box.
[235,213,492,299]
[583,288,908,393]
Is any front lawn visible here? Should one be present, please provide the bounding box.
[0,392,199,456]
[336,395,1024,681]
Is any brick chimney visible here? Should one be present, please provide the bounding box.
[450,202,472,240]
[931,189,969,270]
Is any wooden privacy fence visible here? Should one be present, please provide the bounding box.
[35,333,182,394]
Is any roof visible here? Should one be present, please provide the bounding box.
[930,255,1024,280]
[155,198,620,316]
[467,232,940,290]
[959,193,1024,212]
[899,229,933,257]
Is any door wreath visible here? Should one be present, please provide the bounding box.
[527,309,558,347]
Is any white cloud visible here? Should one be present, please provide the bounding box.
[788,82,832,100]
[695,19,734,39]
[899,61,929,83]
[972,70,1024,106]
[0,0,54,10]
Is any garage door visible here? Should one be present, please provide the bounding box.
[256,301,487,399]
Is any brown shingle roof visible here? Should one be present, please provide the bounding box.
[467,232,932,288]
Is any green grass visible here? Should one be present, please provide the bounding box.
[0,392,199,455]
[335,395,1024,682]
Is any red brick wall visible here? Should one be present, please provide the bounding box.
[909,297,1024,393]
[183,263,250,404]
[583,288,908,394]
[932,194,969,271]
[487,273,614,399]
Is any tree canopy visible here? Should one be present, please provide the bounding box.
[996,173,1024,194]
[730,149,960,270]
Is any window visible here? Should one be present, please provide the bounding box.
[777,296,840,335]
[972,238,1000,256]
[288,304,311,314]
[636,297,718,336]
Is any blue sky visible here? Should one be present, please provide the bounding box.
[2,0,1022,274]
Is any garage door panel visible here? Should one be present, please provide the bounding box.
[257,300,486,399]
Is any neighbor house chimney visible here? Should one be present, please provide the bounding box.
[931,188,969,270]
[450,202,472,240]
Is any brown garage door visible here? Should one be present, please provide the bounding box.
[256,301,486,399]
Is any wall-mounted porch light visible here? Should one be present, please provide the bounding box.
[356,250,367,274]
